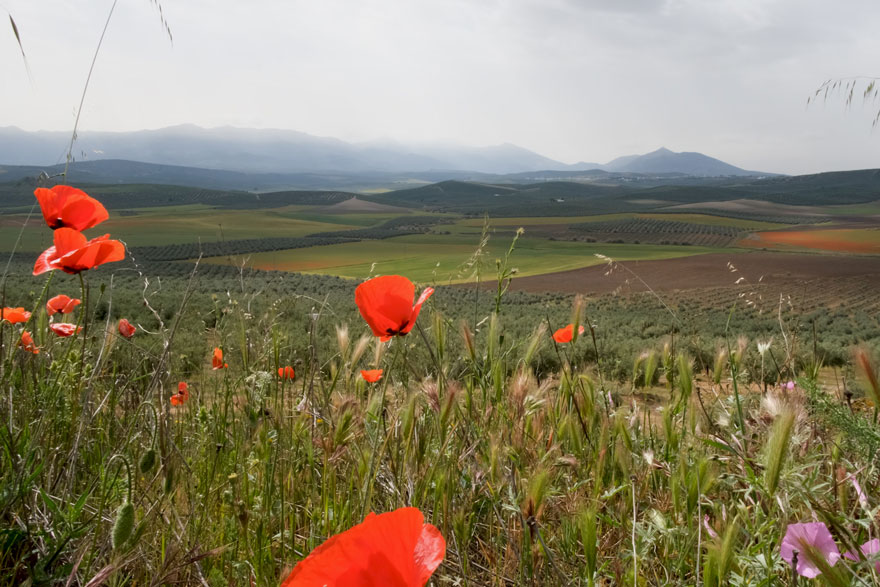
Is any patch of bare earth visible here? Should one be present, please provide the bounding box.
[508,251,880,296]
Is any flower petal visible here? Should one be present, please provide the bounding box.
[118,318,136,338]
[281,507,445,587]
[34,186,109,231]
[49,323,81,337]
[361,369,383,383]
[355,275,416,338]
[401,287,434,335]
[780,522,840,578]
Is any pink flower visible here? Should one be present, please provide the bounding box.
[780,522,840,578]
[844,539,880,572]
[785,380,796,391]
[702,515,719,540]
[850,474,869,510]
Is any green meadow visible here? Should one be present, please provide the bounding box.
[4,179,880,585]
[0,205,360,250]
[205,234,722,283]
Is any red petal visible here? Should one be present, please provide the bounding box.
[46,294,82,315]
[1,307,31,324]
[401,287,434,335]
[55,235,124,273]
[33,246,57,275]
[60,194,109,232]
[413,523,446,585]
[34,186,109,231]
[281,508,444,587]
[552,325,574,343]
[355,276,416,338]
[19,331,39,354]
[49,323,80,337]
[53,227,88,256]
[212,347,225,369]
[360,369,383,383]
[118,318,136,338]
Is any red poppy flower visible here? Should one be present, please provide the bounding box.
[552,323,585,344]
[360,369,383,383]
[34,185,109,231]
[33,228,125,275]
[212,347,228,370]
[171,381,189,405]
[49,323,82,337]
[20,331,39,354]
[355,276,434,342]
[278,366,295,379]
[46,294,81,316]
[118,318,136,339]
[281,507,445,587]
[1,307,31,324]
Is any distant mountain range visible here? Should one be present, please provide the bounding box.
[0,125,773,178]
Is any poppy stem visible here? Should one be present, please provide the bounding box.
[107,453,133,504]
[78,271,90,380]
[133,401,159,447]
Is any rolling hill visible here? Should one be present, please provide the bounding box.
[0,126,775,178]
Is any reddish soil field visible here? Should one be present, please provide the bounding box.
[741,229,880,254]
[507,251,880,295]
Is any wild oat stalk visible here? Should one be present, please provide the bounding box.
[763,408,795,496]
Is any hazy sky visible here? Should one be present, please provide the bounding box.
[3,0,880,174]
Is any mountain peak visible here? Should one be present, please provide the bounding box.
[603,147,766,176]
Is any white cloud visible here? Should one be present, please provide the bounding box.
[2,0,880,173]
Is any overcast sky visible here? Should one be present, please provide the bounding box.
[3,0,880,174]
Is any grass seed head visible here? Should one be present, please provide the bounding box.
[855,347,880,406]
[335,323,350,358]
[763,408,796,496]
[350,333,372,368]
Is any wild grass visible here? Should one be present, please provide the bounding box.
[2,243,880,586]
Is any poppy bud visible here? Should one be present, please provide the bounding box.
[138,448,156,474]
[164,467,174,495]
[112,501,135,550]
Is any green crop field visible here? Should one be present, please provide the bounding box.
[0,205,360,251]
[200,233,724,283]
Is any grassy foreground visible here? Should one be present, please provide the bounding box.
[3,258,880,586]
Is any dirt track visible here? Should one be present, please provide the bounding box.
[507,251,880,295]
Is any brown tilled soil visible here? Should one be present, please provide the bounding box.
[507,251,880,295]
